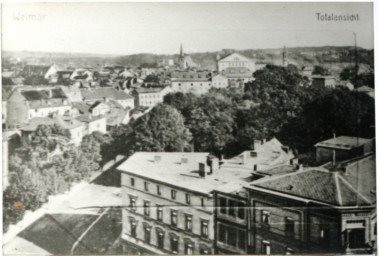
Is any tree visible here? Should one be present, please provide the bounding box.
[279,87,375,152]
[340,66,374,88]
[125,104,192,154]
[3,125,103,232]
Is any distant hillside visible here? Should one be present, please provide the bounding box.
[3,46,374,72]
[115,46,374,70]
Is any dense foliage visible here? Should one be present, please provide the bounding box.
[3,125,106,232]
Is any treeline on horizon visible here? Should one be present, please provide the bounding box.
[3,46,374,69]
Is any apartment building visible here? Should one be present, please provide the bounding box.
[118,152,216,255]
[246,153,376,255]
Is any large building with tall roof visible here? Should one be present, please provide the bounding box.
[246,153,376,255]
[117,138,296,255]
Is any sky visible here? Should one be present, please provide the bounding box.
[2,2,374,55]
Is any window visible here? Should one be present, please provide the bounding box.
[171,210,178,226]
[185,243,194,255]
[144,201,150,216]
[144,225,151,244]
[157,185,161,195]
[171,236,179,254]
[227,227,237,247]
[201,198,204,207]
[228,200,235,216]
[285,217,295,237]
[286,248,294,255]
[144,182,149,192]
[130,178,135,187]
[262,241,270,255]
[218,224,227,243]
[220,198,227,214]
[238,202,245,219]
[238,230,246,250]
[185,215,192,232]
[262,211,270,225]
[171,190,176,200]
[129,197,136,211]
[320,226,330,246]
[186,193,191,204]
[157,229,165,249]
[201,220,209,238]
[157,205,163,221]
[130,221,137,238]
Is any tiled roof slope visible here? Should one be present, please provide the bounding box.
[251,164,375,207]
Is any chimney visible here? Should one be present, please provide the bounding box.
[261,139,266,145]
[290,158,299,165]
[241,152,247,164]
[207,155,218,174]
[154,155,161,162]
[181,157,188,164]
[199,163,206,178]
[295,164,303,171]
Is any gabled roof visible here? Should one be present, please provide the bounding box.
[249,166,375,206]
[218,52,253,62]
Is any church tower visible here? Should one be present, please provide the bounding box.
[178,44,185,69]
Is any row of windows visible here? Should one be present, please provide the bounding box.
[261,240,294,255]
[130,178,205,206]
[226,62,248,67]
[219,197,245,219]
[177,83,212,86]
[140,94,160,98]
[178,74,207,79]
[128,198,209,237]
[218,223,246,250]
[129,222,211,254]
[261,210,295,237]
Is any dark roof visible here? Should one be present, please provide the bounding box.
[251,168,374,206]
[171,71,210,82]
[22,65,50,76]
[21,88,67,101]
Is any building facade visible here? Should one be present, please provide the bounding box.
[171,71,212,95]
[118,152,216,255]
[217,53,255,74]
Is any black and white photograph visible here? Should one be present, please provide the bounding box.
[1,2,376,255]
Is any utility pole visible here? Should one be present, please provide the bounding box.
[353,32,359,87]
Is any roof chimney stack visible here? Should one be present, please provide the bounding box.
[199,163,206,178]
